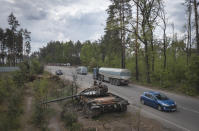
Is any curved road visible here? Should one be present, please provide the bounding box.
[46,66,199,131]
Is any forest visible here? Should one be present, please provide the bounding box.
[0,13,31,66]
[36,0,199,95]
[29,0,199,95]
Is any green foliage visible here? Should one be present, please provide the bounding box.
[31,79,49,130]
[33,79,48,98]
[32,103,48,130]
[0,13,31,66]
[80,41,94,65]
[186,55,199,92]
[30,59,44,75]
[0,72,25,130]
[38,41,81,65]
[61,111,77,126]
[33,0,198,96]
[0,60,45,130]
[61,110,82,131]
[0,76,14,103]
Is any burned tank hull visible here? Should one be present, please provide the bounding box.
[77,92,129,118]
[42,81,129,118]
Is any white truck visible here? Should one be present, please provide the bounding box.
[93,67,131,86]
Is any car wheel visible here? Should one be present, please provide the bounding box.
[141,99,145,105]
[158,105,162,111]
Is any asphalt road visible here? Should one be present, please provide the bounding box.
[46,66,199,131]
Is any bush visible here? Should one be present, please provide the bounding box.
[61,109,83,131]
[180,86,198,96]
[186,55,199,93]
[0,73,24,130]
[31,79,49,130]
[14,60,44,83]
[30,59,44,75]
[61,110,78,127]
[32,103,47,128]
[70,123,82,131]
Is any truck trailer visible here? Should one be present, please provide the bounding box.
[93,67,131,86]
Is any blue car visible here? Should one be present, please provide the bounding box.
[140,91,177,112]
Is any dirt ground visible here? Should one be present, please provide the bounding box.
[61,103,171,131]
[48,103,67,131]
[20,84,36,131]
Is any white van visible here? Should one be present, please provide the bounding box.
[76,66,88,75]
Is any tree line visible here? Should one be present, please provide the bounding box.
[36,0,199,95]
[0,13,31,66]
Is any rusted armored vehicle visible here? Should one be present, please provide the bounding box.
[77,82,129,117]
[43,81,129,118]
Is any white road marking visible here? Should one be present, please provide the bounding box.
[132,105,191,131]
[178,105,199,115]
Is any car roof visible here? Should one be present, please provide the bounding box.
[144,91,160,95]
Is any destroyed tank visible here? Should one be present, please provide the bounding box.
[76,82,129,117]
[43,81,129,118]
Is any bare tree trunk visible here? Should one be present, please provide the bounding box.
[121,0,126,69]
[163,28,166,69]
[171,23,176,62]
[161,10,167,70]
[151,30,154,72]
[135,1,139,81]
[194,0,199,55]
[143,25,150,83]
[187,0,192,65]
[145,42,150,83]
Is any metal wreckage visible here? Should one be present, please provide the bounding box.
[43,81,129,118]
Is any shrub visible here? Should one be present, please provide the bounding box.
[186,55,199,93]
[70,123,82,131]
[0,74,24,130]
[31,79,48,130]
[61,110,78,127]
[30,59,44,75]
[32,103,47,128]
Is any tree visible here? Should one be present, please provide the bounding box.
[135,0,139,80]
[160,4,168,69]
[184,0,192,64]
[106,0,132,68]
[0,28,6,65]
[8,13,20,65]
[193,0,199,55]
[23,29,31,56]
[16,29,23,62]
[132,0,162,83]
[80,41,93,65]
[4,28,14,66]
[0,13,31,66]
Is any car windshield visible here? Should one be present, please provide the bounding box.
[154,93,168,100]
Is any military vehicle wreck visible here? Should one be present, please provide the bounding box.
[43,81,129,118]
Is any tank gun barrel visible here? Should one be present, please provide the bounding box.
[42,94,80,104]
